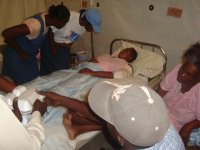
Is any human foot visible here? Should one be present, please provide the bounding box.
[63,113,79,140]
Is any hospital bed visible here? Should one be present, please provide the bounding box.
[0,38,167,149]
[15,38,167,150]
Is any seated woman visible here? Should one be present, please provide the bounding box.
[79,47,137,79]
[156,42,200,145]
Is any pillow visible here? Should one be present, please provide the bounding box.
[113,41,166,78]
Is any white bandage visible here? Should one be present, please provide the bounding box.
[4,87,45,125]
[12,86,27,96]
[4,93,16,110]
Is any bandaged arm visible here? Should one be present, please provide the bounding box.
[79,64,132,79]
[0,99,45,150]
[113,64,133,78]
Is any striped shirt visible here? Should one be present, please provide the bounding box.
[141,125,185,150]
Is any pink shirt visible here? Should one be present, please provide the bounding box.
[96,54,128,72]
[160,64,200,131]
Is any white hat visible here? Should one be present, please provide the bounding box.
[88,79,169,147]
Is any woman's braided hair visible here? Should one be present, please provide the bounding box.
[48,2,70,20]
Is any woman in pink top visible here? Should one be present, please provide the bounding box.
[157,42,200,144]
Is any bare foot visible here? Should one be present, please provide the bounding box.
[63,113,79,140]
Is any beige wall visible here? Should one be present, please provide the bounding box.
[45,0,81,11]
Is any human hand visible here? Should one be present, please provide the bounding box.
[12,98,22,122]
[179,121,198,146]
[33,99,47,116]
[89,57,98,63]
[38,91,64,107]
[78,68,94,75]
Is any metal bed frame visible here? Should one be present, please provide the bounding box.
[109,38,167,89]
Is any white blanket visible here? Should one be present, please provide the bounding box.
[24,63,147,150]
[24,64,103,150]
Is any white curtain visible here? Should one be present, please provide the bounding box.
[0,0,46,44]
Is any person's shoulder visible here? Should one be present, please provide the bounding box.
[157,125,185,150]
[23,12,46,26]
[166,64,182,76]
[171,64,182,72]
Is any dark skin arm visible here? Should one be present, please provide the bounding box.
[179,120,200,146]
[0,75,16,93]
[48,28,57,56]
[2,24,30,59]
[0,76,47,120]
[156,86,168,97]
[0,76,21,121]
[47,28,72,56]
[79,68,113,79]
[88,57,98,63]
[12,98,22,122]
[33,99,47,116]
[39,91,103,125]
[12,99,47,122]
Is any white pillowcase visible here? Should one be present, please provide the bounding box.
[112,41,166,78]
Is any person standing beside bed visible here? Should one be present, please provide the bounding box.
[40,8,102,76]
[1,3,70,85]
[40,79,184,149]
[0,75,47,150]
[78,47,138,79]
[156,42,200,145]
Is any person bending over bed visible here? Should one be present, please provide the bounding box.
[0,75,47,150]
[79,47,138,79]
[156,42,200,145]
[1,3,70,84]
[39,79,184,149]
[40,8,102,76]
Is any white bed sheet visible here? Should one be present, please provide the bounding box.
[23,65,148,150]
[41,106,99,150]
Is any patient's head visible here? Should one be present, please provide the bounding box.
[89,79,170,149]
[118,47,137,63]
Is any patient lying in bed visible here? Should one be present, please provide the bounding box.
[78,47,137,79]
[15,47,138,148]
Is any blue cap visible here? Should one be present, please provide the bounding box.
[84,8,102,32]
